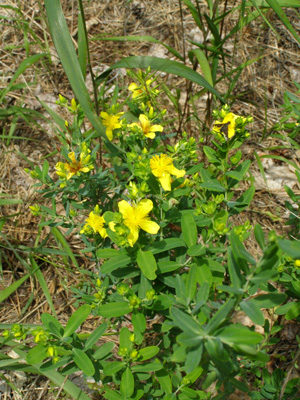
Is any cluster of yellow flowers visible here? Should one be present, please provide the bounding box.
[55,143,93,186]
[81,199,160,247]
[80,153,185,247]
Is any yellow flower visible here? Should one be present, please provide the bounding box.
[213,112,237,139]
[100,111,124,141]
[131,114,163,139]
[55,151,93,181]
[128,80,152,99]
[81,212,107,238]
[150,154,186,191]
[118,199,160,247]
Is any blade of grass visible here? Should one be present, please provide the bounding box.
[77,7,87,79]
[253,151,268,187]
[29,255,57,317]
[97,56,224,102]
[189,49,213,86]
[249,0,280,38]
[0,54,46,103]
[0,273,31,302]
[259,154,300,173]
[44,0,106,140]
[50,227,79,270]
[0,197,23,206]
[266,0,300,45]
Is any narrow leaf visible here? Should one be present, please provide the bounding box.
[72,348,95,376]
[84,323,107,350]
[240,299,265,326]
[98,302,132,318]
[0,273,30,302]
[63,304,91,338]
[44,0,107,139]
[181,213,197,247]
[98,56,224,102]
[136,249,157,280]
[120,368,134,398]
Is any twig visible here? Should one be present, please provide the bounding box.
[54,375,68,400]
[279,346,300,400]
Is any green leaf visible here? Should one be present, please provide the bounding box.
[44,0,107,139]
[205,299,236,335]
[0,54,46,103]
[77,4,87,79]
[98,302,132,318]
[156,368,172,394]
[103,361,125,376]
[98,56,224,102]
[285,302,300,320]
[101,255,132,274]
[41,313,64,337]
[96,248,121,258]
[278,239,300,259]
[146,238,186,254]
[132,312,146,333]
[29,255,56,317]
[189,48,213,86]
[51,227,79,270]
[266,0,300,45]
[227,247,244,289]
[227,186,255,214]
[187,244,205,257]
[72,348,95,376]
[136,249,157,280]
[103,390,123,400]
[84,323,107,350]
[254,224,266,250]
[203,146,220,164]
[157,261,182,273]
[185,264,197,303]
[200,181,226,192]
[216,324,263,346]
[250,293,287,308]
[0,198,23,206]
[131,362,163,372]
[93,342,115,360]
[120,367,134,398]
[63,304,91,338]
[119,327,132,349]
[181,213,197,247]
[26,344,48,365]
[0,273,30,302]
[185,344,203,373]
[240,300,265,326]
[171,307,203,335]
[138,346,160,361]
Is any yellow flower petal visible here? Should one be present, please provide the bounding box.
[106,128,113,141]
[135,199,153,218]
[150,154,185,191]
[145,131,156,139]
[127,229,139,247]
[150,124,163,133]
[118,200,133,218]
[139,220,160,234]
[169,165,186,178]
[159,175,172,191]
[118,199,159,247]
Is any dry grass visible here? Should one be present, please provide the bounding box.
[1,0,300,398]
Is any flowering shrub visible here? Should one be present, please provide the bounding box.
[3,70,300,400]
